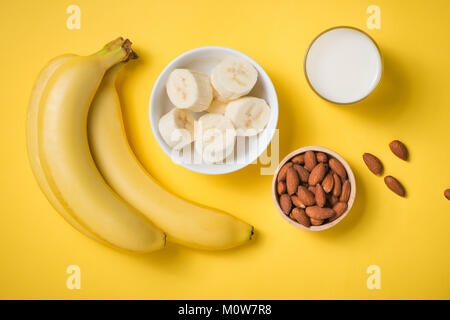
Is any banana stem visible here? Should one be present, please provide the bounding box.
[91,37,137,65]
[92,37,124,56]
[95,39,135,69]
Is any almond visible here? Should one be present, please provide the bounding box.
[306,206,335,219]
[291,195,306,208]
[304,151,317,171]
[310,218,323,226]
[316,152,328,163]
[277,181,286,195]
[329,158,347,179]
[444,189,450,200]
[308,185,316,193]
[384,176,405,197]
[308,163,328,185]
[291,208,311,227]
[332,173,342,197]
[297,186,316,206]
[286,167,300,195]
[322,172,334,193]
[340,180,351,202]
[292,154,305,164]
[279,194,292,214]
[293,164,309,183]
[277,162,293,182]
[315,184,327,207]
[363,153,383,176]
[389,140,408,161]
[332,202,347,218]
[329,195,339,206]
[328,215,337,223]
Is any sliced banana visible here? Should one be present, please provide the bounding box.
[224,97,271,136]
[207,99,228,114]
[211,56,258,102]
[166,69,212,112]
[159,108,195,150]
[194,113,236,164]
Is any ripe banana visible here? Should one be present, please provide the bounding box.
[158,108,195,150]
[27,53,102,241]
[28,38,165,252]
[166,69,212,112]
[88,63,253,250]
[26,38,119,242]
[224,97,271,136]
[194,113,237,164]
[211,56,258,102]
[206,98,228,114]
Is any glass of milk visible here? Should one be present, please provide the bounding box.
[304,26,382,104]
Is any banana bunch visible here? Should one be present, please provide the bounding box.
[27,38,254,252]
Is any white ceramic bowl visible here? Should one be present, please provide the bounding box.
[149,46,279,175]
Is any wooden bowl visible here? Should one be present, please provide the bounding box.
[272,146,356,231]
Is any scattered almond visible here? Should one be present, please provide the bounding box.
[363,153,383,176]
[279,194,292,214]
[297,186,316,206]
[305,206,335,219]
[308,163,328,186]
[384,176,405,197]
[389,140,408,161]
[444,189,450,200]
[340,180,351,202]
[315,184,326,207]
[322,172,334,193]
[277,181,286,194]
[291,208,310,227]
[329,158,347,179]
[304,151,317,171]
[286,167,300,195]
[277,162,293,182]
[308,185,316,193]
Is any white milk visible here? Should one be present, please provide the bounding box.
[305,27,382,104]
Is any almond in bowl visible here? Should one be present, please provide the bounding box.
[272,146,356,231]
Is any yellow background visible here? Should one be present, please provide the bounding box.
[1,0,449,299]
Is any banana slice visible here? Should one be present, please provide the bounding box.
[158,108,195,150]
[194,113,236,164]
[224,97,271,136]
[206,99,228,114]
[211,56,258,102]
[166,69,212,112]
